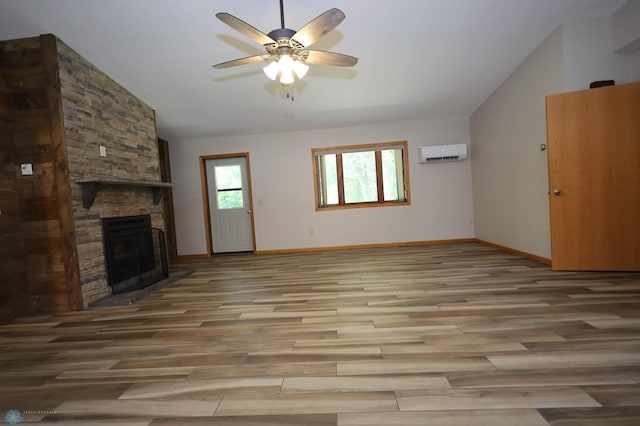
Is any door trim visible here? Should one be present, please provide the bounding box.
[199,153,256,255]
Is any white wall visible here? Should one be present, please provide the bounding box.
[612,0,640,81]
[562,16,632,91]
[470,26,564,259]
[170,118,474,255]
[612,0,640,52]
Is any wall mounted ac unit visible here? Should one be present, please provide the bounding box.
[419,144,468,163]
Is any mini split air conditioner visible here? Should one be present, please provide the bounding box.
[419,144,468,163]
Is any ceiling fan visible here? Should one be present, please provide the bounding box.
[213,0,358,85]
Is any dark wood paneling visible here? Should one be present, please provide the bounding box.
[0,36,79,323]
[0,39,34,322]
[158,137,177,261]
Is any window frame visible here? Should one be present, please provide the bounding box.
[312,140,411,211]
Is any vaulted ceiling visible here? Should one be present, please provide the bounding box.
[0,0,627,141]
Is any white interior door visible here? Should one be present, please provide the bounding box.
[206,157,254,253]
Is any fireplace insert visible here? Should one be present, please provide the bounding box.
[101,214,168,294]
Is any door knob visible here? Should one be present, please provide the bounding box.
[553,189,563,196]
[247,210,252,214]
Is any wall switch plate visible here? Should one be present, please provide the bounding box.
[99,145,107,157]
[20,163,33,176]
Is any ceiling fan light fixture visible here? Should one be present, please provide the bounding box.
[279,69,295,85]
[278,54,294,73]
[263,60,280,80]
[293,59,309,79]
[263,54,306,85]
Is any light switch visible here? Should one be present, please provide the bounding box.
[20,163,33,176]
[99,145,107,157]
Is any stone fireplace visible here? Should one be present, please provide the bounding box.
[57,37,168,305]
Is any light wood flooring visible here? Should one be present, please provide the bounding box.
[1,242,640,425]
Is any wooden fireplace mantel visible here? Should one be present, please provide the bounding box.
[76,178,173,208]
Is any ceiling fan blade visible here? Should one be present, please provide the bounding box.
[300,50,358,67]
[291,8,345,48]
[216,12,276,46]
[213,55,268,69]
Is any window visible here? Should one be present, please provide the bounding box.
[312,141,410,210]
[214,165,244,209]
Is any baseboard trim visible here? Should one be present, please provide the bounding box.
[474,239,551,265]
[255,238,476,255]
[175,253,211,260]
[176,238,550,265]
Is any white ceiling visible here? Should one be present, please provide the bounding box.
[0,0,627,141]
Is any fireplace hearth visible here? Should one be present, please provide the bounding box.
[101,214,168,294]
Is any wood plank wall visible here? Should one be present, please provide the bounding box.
[0,35,80,323]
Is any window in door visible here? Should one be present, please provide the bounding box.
[214,165,243,209]
[312,141,410,210]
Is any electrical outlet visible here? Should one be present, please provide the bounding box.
[309,228,315,236]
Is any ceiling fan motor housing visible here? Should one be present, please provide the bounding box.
[267,28,304,50]
[267,28,296,41]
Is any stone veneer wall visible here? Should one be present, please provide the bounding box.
[56,38,165,306]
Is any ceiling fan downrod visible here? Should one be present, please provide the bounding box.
[279,0,285,29]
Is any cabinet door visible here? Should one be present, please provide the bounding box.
[546,82,640,271]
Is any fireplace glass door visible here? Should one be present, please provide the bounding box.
[101,215,167,294]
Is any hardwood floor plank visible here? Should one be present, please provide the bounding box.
[120,377,284,399]
[396,387,600,410]
[151,414,337,425]
[381,342,528,356]
[0,383,130,408]
[338,409,550,426]
[189,362,337,379]
[282,374,450,393]
[214,392,398,416]
[488,351,640,369]
[55,398,221,417]
[52,367,194,384]
[583,384,640,406]
[446,368,637,388]
[540,406,640,425]
[337,357,495,375]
